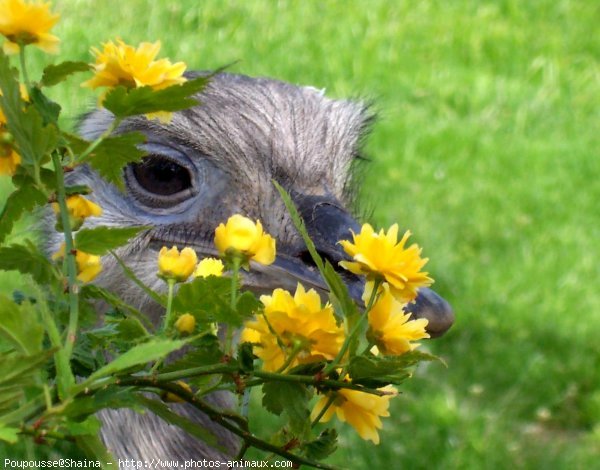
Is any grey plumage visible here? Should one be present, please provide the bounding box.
[45,72,452,462]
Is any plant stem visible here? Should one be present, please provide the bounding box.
[323,279,382,375]
[161,278,176,333]
[251,371,389,396]
[78,117,122,162]
[18,46,31,91]
[115,380,337,470]
[226,256,241,354]
[311,394,337,427]
[52,152,79,391]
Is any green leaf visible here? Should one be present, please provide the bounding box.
[237,341,256,373]
[87,339,185,382]
[262,381,310,436]
[115,317,149,341]
[103,76,210,118]
[75,434,117,469]
[63,386,142,418]
[65,185,92,196]
[63,416,102,436]
[85,132,146,190]
[0,185,47,244]
[137,396,223,451]
[348,351,440,387]
[0,52,57,168]
[273,182,357,323]
[75,226,149,255]
[173,276,243,327]
[159,335,223,374]
[41,61,91,87]
[0,350,54,388]
[0,296,44,355]
[0,241,61,285]
[80,284,151,329]
[29,86,61,125]
[302,429,338,461]
[236,291,262,319]
[0,425,19,443]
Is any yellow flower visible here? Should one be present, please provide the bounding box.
[214,214,276,265]
[51,195,102,230]
[52,244,102,283]
[0,0,60,54]
[194,257,224,278]
[241,283,344,372]
[174,313,196,335]
[0,147,20,176]
[367,283,430,355]
[157,246,198,282]
[339,224,433,303]
[82,38,186,121]
[311,385,397,444]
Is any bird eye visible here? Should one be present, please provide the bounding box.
[131,156,192,196]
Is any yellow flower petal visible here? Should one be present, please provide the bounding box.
[0,0,60,54]
[367,283,430,355]
[339,223,433,303]
[194,257,224,278]
[82,38,186,93]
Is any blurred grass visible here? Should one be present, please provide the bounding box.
[1,0,599,467]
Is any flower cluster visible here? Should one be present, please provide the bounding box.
[241,284,344,371]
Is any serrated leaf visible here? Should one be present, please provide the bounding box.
[137,396,223,451]
[173,276,242,327]
[87,339,185,382]
[0,185,47,244]
[348,351,440,387]
[262,381,310,436]
[29,86,61,125]
[41,61,91,87]
[85,132,145,190]
[303,429,338,461]
[103,76,209,118]
[0,296,44,355]
[0,242,61,285]
[75,226,149,255]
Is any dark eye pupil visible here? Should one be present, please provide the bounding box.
[132,156,192,196]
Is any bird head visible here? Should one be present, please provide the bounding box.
[66,72,453,337]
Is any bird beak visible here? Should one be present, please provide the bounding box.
[249,194,454,338]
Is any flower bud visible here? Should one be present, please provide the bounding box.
[174,313,196,335]
[157,246,198,282]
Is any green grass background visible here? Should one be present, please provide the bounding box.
[1,0,599,467]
